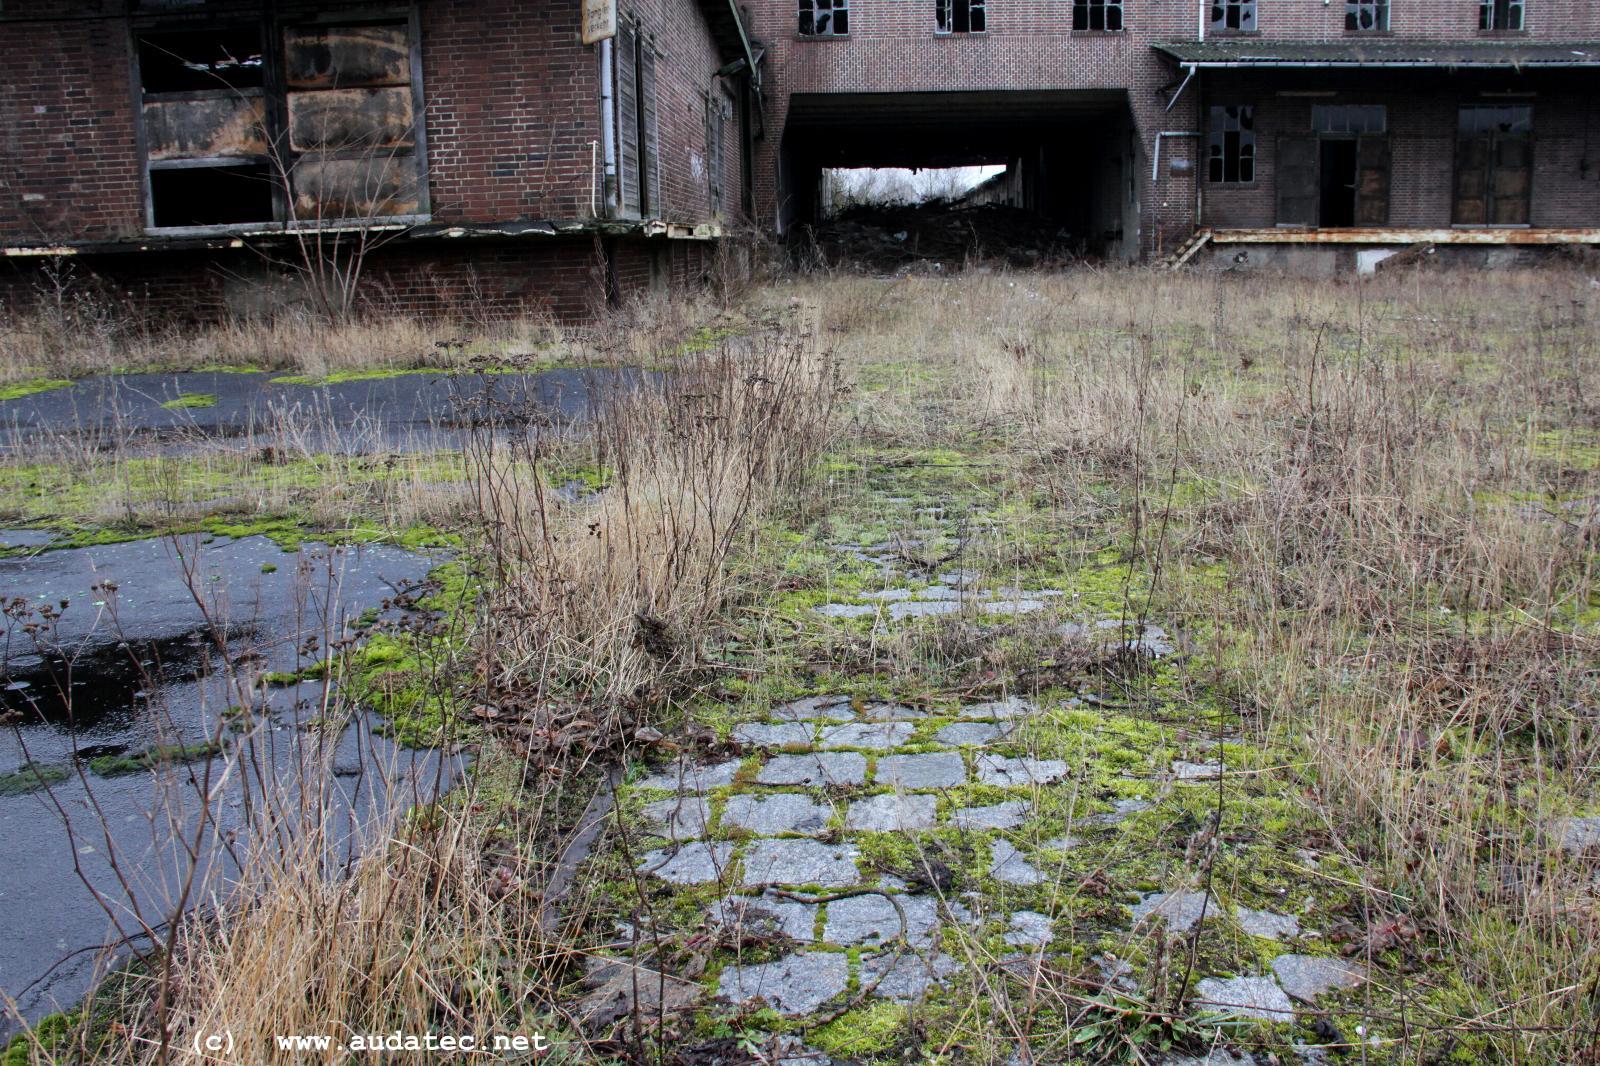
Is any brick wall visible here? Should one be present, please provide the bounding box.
[0,2,143,243]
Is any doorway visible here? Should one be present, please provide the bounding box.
[1318,138,1357,228]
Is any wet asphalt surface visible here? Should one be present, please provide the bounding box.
[0,367,653,454]
[0,535,458,1030]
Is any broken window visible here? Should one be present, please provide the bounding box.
[1073,0,1122,32]
[1479,0,1523,30]
[1344,0,1388,32]
[136,13,427,231]
[137,23,272,227]
[1207,105,1255,183]
[937,0,986,33]
[1311,105,1387,135]
[1209,0,1256,32]
[1455,105,1532,224]
[614,19,661,219]
[799,0,848,36]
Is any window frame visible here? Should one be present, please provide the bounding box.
[131,4,430,237]
[1072,0,1123,33]
[1208,0,1257,34]
[936,0,987,35]
[1343,0,1389,33]
[1206,104,1256,185]
[1479,0,1524,32]
[798,0,849,37]
[1311,104,1387,135]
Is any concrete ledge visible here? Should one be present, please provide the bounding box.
[1209,227,1600,245]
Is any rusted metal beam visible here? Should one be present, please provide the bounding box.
[1209,227,1600,245]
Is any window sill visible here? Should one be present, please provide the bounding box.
[1207,29,1260,37]
[934,30,989,37]
[1208,182,1258,189]
[1343,29,1393,36]
[1476,28,1529,36]
[795,33,850,40]
[1071,29,1127,36]
[144,215,431,240]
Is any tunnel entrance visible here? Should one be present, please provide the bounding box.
[781,90,1140,264]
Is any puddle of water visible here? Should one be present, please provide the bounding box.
[0,533,461,1033]
[0,368,659,456]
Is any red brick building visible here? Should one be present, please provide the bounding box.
[0,0,755,319]
[3,0,1599,319]
[745,0,1600,269]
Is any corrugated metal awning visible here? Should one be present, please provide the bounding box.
[1155,39,1600,69]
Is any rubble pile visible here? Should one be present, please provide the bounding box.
[803,200,1076,272]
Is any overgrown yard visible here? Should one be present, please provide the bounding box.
[3,268,1597,1064]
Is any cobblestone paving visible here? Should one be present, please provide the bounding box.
[579,509,1376,1065]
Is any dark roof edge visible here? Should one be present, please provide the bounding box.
[1154,40,1600,69]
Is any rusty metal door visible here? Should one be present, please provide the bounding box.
[1355,134,1390,225]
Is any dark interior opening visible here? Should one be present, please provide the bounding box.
[1318,138,1357,228]
[150,164,274,227]
[138,27,264,93]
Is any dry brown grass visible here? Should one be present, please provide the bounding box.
[789,265,1599,1060]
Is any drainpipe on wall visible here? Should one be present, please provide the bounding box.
[1198,0,1207,41]
[599,37,619,216]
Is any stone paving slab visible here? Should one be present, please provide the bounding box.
[861,951,961,1001]
[717,953,849,1016]
[734,723,816,748]
[1131,891,1218,933]
[639,841,734,884]
[741,839,861,887]
[951,799,1031,830]
[722,793,833,836]
[1271,954,1366,1002]
[959,696,1036,720]
[638,758,745,793]
[823,892,948,946]
[770,695,855,722]
[859,701,928,721]
[990,840,1045,885]
[711,892,820,942]
[845,792,938,831]
[641,795,713,839]
[1193,975,1295,1021]
[819,722,915,750]
[975,755,1069,787]
[875,751,967,789]
[935,720,1018,746]
[1236,905,1299,940]
[755,752,868,787]
[1004,910,1054,948]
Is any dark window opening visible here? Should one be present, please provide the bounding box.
[1479,0,1523,30]
[137,17,425,230]
[1209,0,1256,32]
[1318,139,1358,227]
[613,19,661,218]
[1207,105,1255,183]
[799,0,848,36]
[150,164,273,226]
[937,0,986,33]
[1072,0,1121,31]
[1344,0,1388,32]
[1455,105,1532,224]
[1312,104,1386,134]
[137,27,264,92]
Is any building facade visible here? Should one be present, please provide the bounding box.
[0,0,755,320]
[2,0,1599,321]
[745,0,1600,269]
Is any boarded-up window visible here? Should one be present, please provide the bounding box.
[1276,135,1318,226]
[136,13,427,230]
[1454,105,1532,225]
[284,23,422,221]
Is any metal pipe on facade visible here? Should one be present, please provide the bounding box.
[599,37,619,215]
[1152,130,1201,183]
